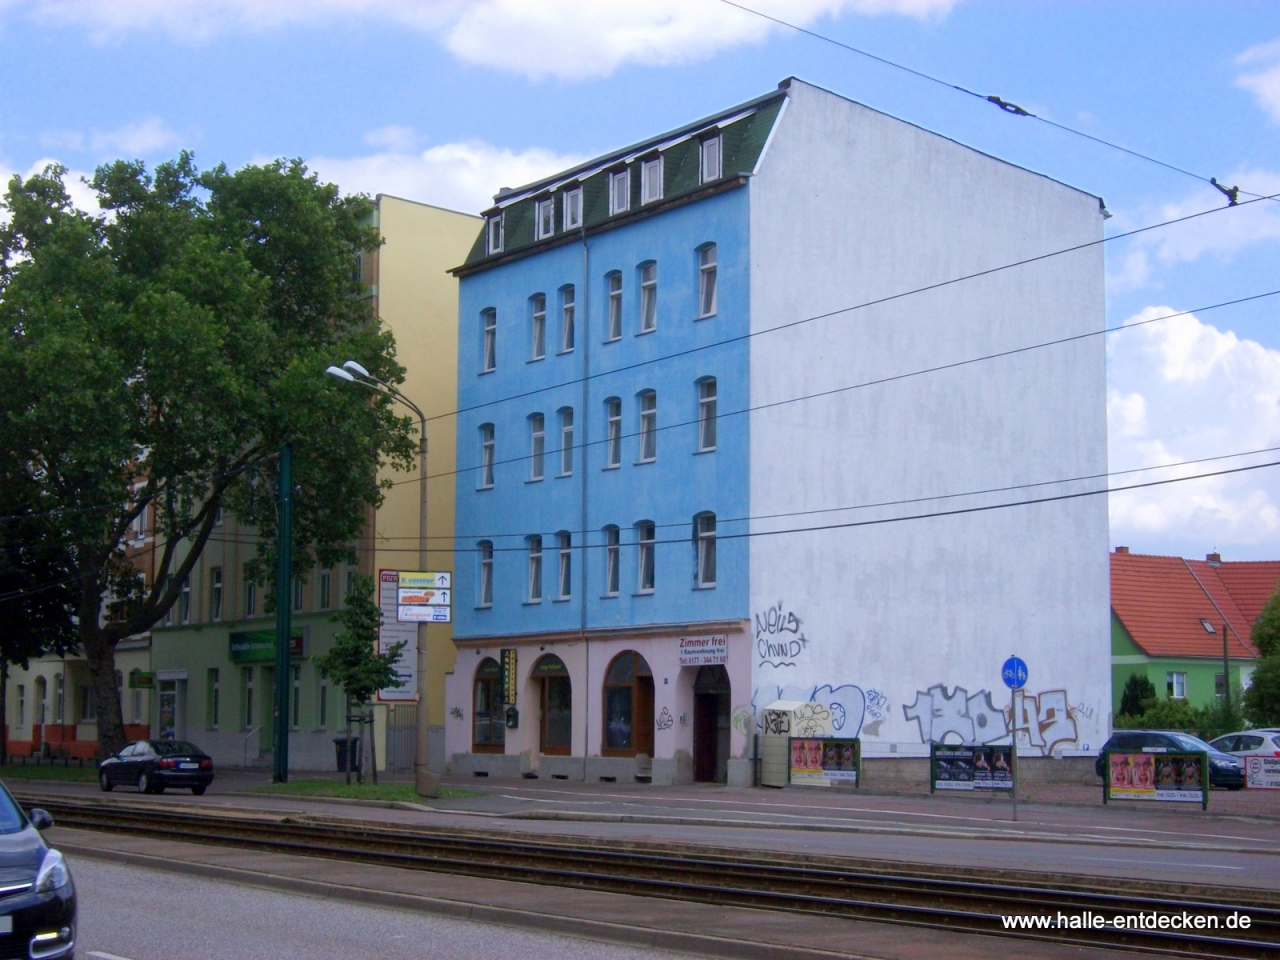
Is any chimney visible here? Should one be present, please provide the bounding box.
[1207,552,1222,565]
[1114,546,1129,555]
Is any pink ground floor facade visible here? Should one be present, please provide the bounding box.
[444,620,753,786]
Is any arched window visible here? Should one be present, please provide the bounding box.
[473,658,504,753]
[477,541,494,607]
[637,390,657,462]
[697,243,717,318]
[605,271,623,341]
[477,423,495,489]
[696,377,716,451]
[603,651,654,757]
[532,655,572,756]
[603,525,621,597]
[636,520,656,593]
[35,677,47,726]
[638,261,657,332]
[481,308,496,372]
[560,285,576,352]
[526,535,543,602]
[556,531,572,599]
[604,397,622,467]
[528,414,545,481]
[694,512,716,588]
[530,294,546,360]
[558,407,574,476]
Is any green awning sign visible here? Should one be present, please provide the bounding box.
[128,670,154,690]
[230,629,305,663]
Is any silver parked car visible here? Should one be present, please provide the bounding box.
[1209,730,1280,759]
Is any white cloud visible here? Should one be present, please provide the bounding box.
[0,158,99,230]
[11,0,957,78]
[89,117,182,156]
[1238,39,1280,124]
[1107,305,1280,558]
[302,137,590,214]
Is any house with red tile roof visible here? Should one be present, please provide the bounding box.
[1111,548,1280,716]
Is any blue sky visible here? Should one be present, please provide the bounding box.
[2,0,1279,560]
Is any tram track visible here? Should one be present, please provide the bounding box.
[16,792,1280,959]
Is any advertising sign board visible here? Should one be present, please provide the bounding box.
[1246,756,1280,789]
[376,570,418,701]
[501,648,518,705]
[788,737,860,786]
[395,571,452,623]
[677,635,728,667]
[229,629,305,663]
[1104,750,1208,808]
[930,744,1014,792]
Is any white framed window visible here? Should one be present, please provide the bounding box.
[210,567,223,621]
[563,187,582,230]
[695,513,716,588]
[318,680,328,729]
[1167,672,1187,699]
[487,213,504,254]
[292,578,304,612]
[700,135,722,183]
[639,262,657,332]
[209,668,220,730]
[604,526,620,597]
[609,169,630,215]
[605,397,622,468]
[243,667,254,728]
[698,244,717,317]
[529,413,545,481]
[640,156,663,204]
[637,521,656,593]
[179,577,191,623]
[132,688,143,725]
[244,567,256,618]
[536,197,555,239]
[560,285,575,352]
[479,424,495,489]
[606,271,622,341]
[530,295,546,361]
[698,378,717,451]
[557,531,572,599]
[478,541,494,607]
[638,390,657,462]
[527,535,543,602]
[319,569,332,609]
[132,501,148,540]
[16,685,24,726]
[214,505,224,526]
[559,408,574,476]
[481,308,496,373]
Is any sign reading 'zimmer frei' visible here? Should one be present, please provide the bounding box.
[677,635,728,667]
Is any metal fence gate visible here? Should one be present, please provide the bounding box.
[385,704,417,772]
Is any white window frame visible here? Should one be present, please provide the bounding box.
[179,577,191,623]
[530,295,546,361]
[605,398,622,468]
[560,285,575,353]
[209,668,220,730]
[529,413,545,481]
[319,569,331,609]
[292,578,304,613]
[698,244,717,318]
[244,572,256,618]
[527,535,543,602]
[210,567,223,621]
[638,391,657,462]
[481,308,497,373]
[1167,671,1187,699]
[557,531,572,600]
[695,513,716,588]
[698,378,717,452]
[318,680,329,730]
[700,134,722,183]
[637,521,656,593]
[606,271,622,341]
[640,156,663,204]
[604,526,620,597]
[639,262,657,333]
[609,169,630,215]
[559,408,574,476]
[535,197,555,240]
[479,424,495,489]
[563,187,583,230]
[478,541,494,607]
[487,213,504,254]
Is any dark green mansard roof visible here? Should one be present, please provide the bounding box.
[455,93,785,275]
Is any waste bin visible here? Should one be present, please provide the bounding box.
[333,736,362,773]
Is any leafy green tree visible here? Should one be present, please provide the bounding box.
[1244,656,1280,728]
[0,157,415,758]
[1252,586,1280,657]
[1113,694,1202,733]
[1118,673,1157,718]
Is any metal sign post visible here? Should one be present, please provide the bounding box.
[1001,655,1027,822]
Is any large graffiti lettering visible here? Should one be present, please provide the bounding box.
[778,683,868,739]
[1013,689,1077,755]
[754,602,809,668]
[902,683,1078,756]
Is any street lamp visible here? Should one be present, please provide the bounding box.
[325,361,438,797]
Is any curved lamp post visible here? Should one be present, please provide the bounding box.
[325,361,438,797]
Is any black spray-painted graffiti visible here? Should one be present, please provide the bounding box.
[792,702,832,737]
[449,706,464,720]
[776,683,869,739]
[754,602,809,667]
[656,707,674,731]
[762,709,790,736]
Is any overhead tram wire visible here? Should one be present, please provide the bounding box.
[718,0,1269,205]
[421,192,1278,427]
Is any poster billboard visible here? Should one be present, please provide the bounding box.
[1104,751,1208,807]
[1246,756,1280,789]
[930,745,1014,792]
[788,737,860,786]
[377,570,418,702]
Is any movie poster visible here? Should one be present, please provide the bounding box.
[1108,752,1204,802]
[789,738,859,786]
[933,745,1013,791]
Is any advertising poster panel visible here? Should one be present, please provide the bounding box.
[1246,756,1280,789]
[1105,751,1207,807]
[788,737,860,786]
[931,745,1013,792]
[377,570,418,702]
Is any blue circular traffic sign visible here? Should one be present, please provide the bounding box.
[1002,656,1028,690]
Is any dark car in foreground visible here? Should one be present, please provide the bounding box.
[1095,730,1244,789]
[98,740,214,795]
[0,782,75,959]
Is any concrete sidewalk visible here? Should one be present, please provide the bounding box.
[49,825,1142,960]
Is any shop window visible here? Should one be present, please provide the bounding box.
[532,655,572,756]
[473,658,505,753]
[602,651,654,757]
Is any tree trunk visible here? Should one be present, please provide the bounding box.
[82,624,127,760]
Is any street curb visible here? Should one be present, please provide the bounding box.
[59,840,873,960]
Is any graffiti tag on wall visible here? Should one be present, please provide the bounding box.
[902,683,1078,756]
[754,602,809,668]
[777,683,869,739]
[656,707,674,731]
[1013,689,1077,755]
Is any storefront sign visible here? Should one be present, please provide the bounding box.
[789,737,860,786]
[678,635,727,667]
[1246,756,1280,789]
[128,670,155,690]
[501,648,518,705]
[396,571,452,623]
[377,570,418,701]
[931,744,1013,792]
[1104,751,1208,807]
[229,629,304,663]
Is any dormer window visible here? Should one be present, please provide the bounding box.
[536,198,555,240]
[609,169,630,216]
[487,213,504,254]
[700,134,722,183]
[563,187,582,230]
[640,157,663,204]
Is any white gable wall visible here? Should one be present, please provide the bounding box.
[746,80,1110,756]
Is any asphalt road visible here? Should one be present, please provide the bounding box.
[70,858,696,960]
